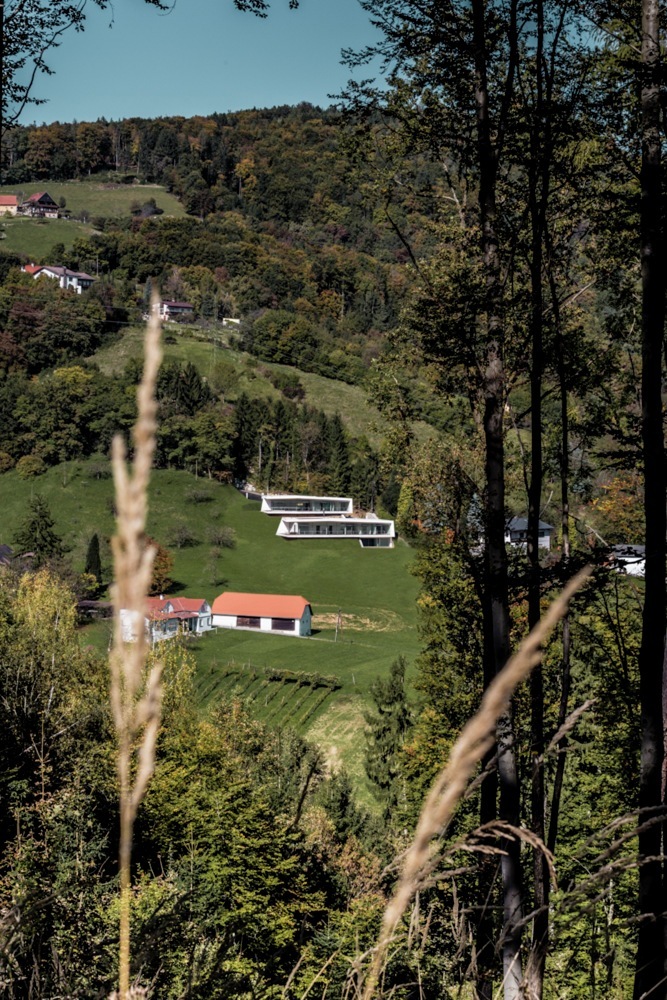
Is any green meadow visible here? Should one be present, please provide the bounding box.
[0,179,185,258]
[0,217,95,257]
[0,461,421,794]
[0,179,185,218]
[90,326,434,446]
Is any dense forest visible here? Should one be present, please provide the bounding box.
[0,0,666,995]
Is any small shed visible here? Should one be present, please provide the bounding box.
[211,592,312,636]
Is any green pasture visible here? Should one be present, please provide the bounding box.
[0,180,185,219]
[0,460,420,793]
[0,217,94,257]
[90,327,432,446]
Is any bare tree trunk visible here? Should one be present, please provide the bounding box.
[634,0,667,994]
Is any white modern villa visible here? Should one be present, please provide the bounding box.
[276,513,396,548]
[261,493,354,516]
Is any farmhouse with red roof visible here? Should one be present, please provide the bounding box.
[19,191,59,218]
[121,595,213,644]
[211,592,312,636]
[0,195,18,216]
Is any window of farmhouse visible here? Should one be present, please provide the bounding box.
[271,618,294,631]
[237,616,260,628]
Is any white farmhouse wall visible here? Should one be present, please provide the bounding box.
[212,613,237,629]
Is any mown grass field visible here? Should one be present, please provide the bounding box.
[0,217,95,257]
[0,460,420,796]
[0,179,185,259]
[0,179,185,218]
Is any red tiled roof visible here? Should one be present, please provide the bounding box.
[145,596,167,612]
[25,191,54,203]
[23,264,43,274]
[211,592,311,619]
[167,597,208,613]
[0,195,18,206]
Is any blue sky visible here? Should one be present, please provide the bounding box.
[21,0,382,126]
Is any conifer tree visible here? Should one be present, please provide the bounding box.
[364,656,412,817]
[13,495,64,566]
[84,533,102,585]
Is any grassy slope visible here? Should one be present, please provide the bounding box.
[0,179,185,218]
[0,218,95,257]
[0,180,185,258]
[0,461,420,798]
[91,327,435,445]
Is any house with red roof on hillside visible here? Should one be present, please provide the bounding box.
[19,191,59,218]
[211,592,312,636]
[0,195,18,215]
[120,595,213,644]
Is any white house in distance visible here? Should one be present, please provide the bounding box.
[261,494,354,516]
[611,544,646,578]
[25,264,95,294]
[120,596,213,644]
[504,517,555,551]
[211,592,312,636]
[155,299,195,321]
[276,513,396,548]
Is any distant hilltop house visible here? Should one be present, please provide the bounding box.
[155,300,195,321]
[0,195,19,216]
[23,264,95,294]
[120,596,213,644]
[19,191,59,218]
[261,494,354,516]
[504,516,555,551]
[221,317,240,329]
[276,512,396,548]
[610,544,646,578]
[211,592,312,636]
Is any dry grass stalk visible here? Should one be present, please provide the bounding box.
[109,297,163,1000]
[360,566,592,1000]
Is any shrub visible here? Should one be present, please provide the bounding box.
[168,523,199,549]
[87,457,111,480]
[208,526,237,549]
[185,488,215,504]
[16,454,47,479]
[0,451,14,473]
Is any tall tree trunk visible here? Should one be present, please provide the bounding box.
[472,0,522,993]
[547,297,572,861]
[634,0,667,994]
[525,5,551,994]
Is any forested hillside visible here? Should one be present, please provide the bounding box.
[0,0,665,993]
